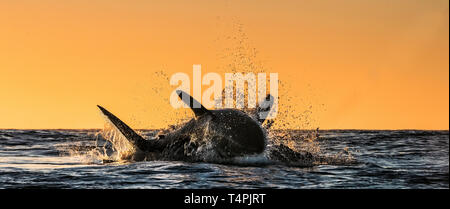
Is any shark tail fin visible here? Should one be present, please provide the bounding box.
[176,90,213,118]
[255,94,274,124]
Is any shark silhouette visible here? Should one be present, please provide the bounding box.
[97,90,314,164]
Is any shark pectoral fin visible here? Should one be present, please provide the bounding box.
[255,94,274,124]
[176,90,213,118]
[97,105,155,151]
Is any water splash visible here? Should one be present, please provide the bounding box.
[64,124,138,164]
[66,21,355,166]
[61,114,355,166]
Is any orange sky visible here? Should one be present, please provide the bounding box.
[0,0,448,130]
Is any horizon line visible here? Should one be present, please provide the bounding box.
[0,127,448,131]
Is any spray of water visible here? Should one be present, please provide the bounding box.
[66,20,355,166]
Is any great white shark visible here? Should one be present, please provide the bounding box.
[97,90,314,164]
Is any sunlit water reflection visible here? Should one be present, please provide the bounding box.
[0,129,447,189]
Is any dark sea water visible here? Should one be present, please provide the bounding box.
[0,129,448,189]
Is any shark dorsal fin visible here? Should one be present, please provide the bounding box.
[255,94,274,124]
[176,90,212,118]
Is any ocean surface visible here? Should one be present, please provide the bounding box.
[0,129,448,189]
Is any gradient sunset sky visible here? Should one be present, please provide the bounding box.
[0,0,448,130]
